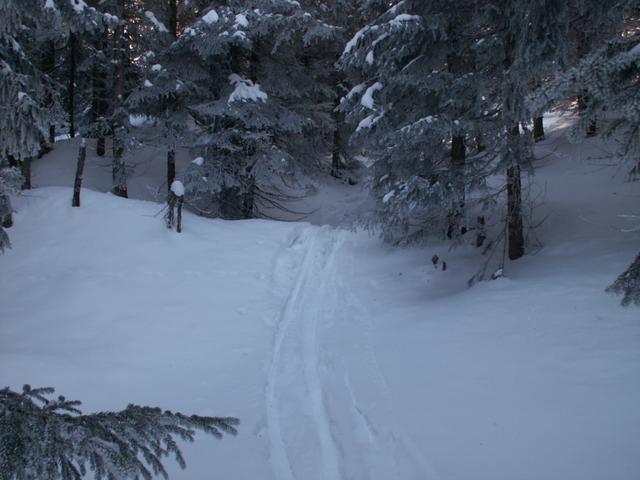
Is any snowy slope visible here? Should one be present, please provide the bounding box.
[1,116,639,480]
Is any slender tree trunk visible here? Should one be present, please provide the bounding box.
[533,116,544,142]
[93,30,107,157]
[20,158,32,190]
[72,140,87,207]
[68,33,76,139]
[112,129,128,198]
[111,0,128,198]
[1,195,12,228]
[42,40,56,144]
[507,127,524,260]
[242,176,255,219]
[331,95,344,177]
[167,148,176,194]
[176,196,183,233]
[169,0,178,38]
[447,134,466,238]
[97,137,106,157]
[577,94,597,137]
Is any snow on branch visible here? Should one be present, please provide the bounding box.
[145,11,168,33]
[228,74,268,104]
[0,385,239,480]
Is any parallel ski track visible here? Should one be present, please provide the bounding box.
[265,227,343,480]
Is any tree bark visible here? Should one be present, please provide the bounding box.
[42,40,56,144]
[72,140,87,207]
[176,196,183,233]
[330,94,345,177]
[533,116,544,142]
[20,158,32,190]
[111,0,128,198]
[577,94,597,137]
[507,125,525,261]
[93,30,108,157]
[1,196,12,228]
[111,128,128,198]
[169,0,178,38]
[447,134,466,238]
[68,33,76,139]
[167,149,176,195]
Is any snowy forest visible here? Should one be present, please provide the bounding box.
[1,0,640,479]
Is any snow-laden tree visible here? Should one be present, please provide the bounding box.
[164,0,340,219]
[0,384,238,480]
[338,0,496,245]
[338,0,597,268]
[534,11,640,305]
[0,0,50,174]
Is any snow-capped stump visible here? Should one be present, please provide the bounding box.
[171,180,184,197]
[166,181,185,233]
[228,74,268,104]
[192,156,204,166]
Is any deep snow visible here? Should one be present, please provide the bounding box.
[1,115,639,480]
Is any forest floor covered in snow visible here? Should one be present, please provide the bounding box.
[1,117,639,480]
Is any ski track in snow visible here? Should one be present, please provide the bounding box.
[265,226,440,480]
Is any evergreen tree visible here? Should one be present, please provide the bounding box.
[0,384,238,480]
[164,0,339,219]
[530,4,639,304]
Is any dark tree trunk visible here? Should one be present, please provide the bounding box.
[176,196,183,233]
[42,40,56,144]
[169,0,178,38]
[165,191,184,232]
[331,94,345,177]
[20,158,32,190]
[111,129,128,198]
[1,196,12,228]
[167,149,176,195]
[507,164,524,260]
[72,140,87,207]
[451,134,466,168]
[111,0,128,198]
[242,176,256,219]
[93,30,108,157]
[97,137,106,157]
[533,116,544,142]
[507,125,525,261]
[68,33,77,139]
[447,134,466,238]
[577,94,597,137]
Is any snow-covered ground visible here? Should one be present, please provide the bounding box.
[1,117,639,480]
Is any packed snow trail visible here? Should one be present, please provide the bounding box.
[265,226,440,480]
